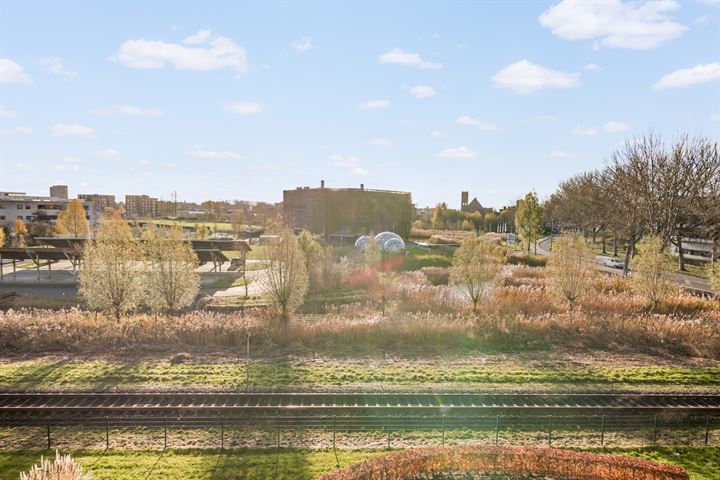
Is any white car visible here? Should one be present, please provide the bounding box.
[596,255,624,269]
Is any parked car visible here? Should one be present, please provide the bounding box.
[596,255,624,269]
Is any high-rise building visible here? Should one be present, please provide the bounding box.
[78,194,116,214]
[125,195,157,218]
[49,185,68,200]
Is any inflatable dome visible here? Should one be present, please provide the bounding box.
[383,237,406,253]
[354,235,371,249]
[374,231,401,248]
[374,232,405,252]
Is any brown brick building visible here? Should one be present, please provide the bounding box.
[283,181,413,239]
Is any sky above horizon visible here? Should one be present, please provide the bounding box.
[1,0,719,209]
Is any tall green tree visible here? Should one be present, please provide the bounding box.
[515,192,544,254]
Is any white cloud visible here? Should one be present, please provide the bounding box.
[188,150,243,159]
[358,99,391,110]
[99,148,119,157]
[331,154,369,175]
[652,63,720,90]
[0,106,18,117]
[223,101,265,114]
[52,123,95,137]
[439,147,477,160]
[711,113,720,122]
[112,33,247,74]
[694,15,708,24]
[91,105,164,116]
[550,149,573,158]
[378,48,442,69]
[183,29,211,45]
[456,115,497,131]
[292,37,312,53]
[430,130,444,138]
[584,63,601,71]
[367,138,395,148]
[1,126,33,135]
[0,58,32,84]
[538,0,686,50]
[408,85,437,98]
[38,57,77,77]
[604,121,630,132]
[492,60,579,94]
[573,126,598,136]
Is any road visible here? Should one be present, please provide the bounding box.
[536,236,713,295]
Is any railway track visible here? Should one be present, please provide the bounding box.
[1,392,719,426]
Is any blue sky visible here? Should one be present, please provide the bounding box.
[1,1,718,209]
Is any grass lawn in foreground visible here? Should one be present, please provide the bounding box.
[1,447,717,480]
[1,360,718,392]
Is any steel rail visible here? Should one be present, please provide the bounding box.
[1,392,719,425]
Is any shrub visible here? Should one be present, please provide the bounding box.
[318,445,689,480]
[20,450,92,480]
[507,252,547,267]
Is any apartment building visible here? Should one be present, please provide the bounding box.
[0,191,95,228]
[78,194,117,215]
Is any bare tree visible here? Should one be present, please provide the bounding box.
[631,235,674,310]
[547,233,594,307]
[261,227,309,319]
[450,235,505,312]
[79,210,144,321]
[143,226,200,312]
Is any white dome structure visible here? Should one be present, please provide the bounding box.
[354,235,371,249]
[374,232,405,252]
[383,237,406,253]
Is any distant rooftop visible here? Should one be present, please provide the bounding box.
[285,181,409,196]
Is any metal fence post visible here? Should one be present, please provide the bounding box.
[164,417,167,449]
[705,416,711,446]
[105,417,109,450]
[495,415,500,445]
[220,423,224,450]
[387,418,391,449]
[276,423,280,449]
[652,415,657,445]
[600,415,605,447]
[46,421,51,450]
[246,332,251,387]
